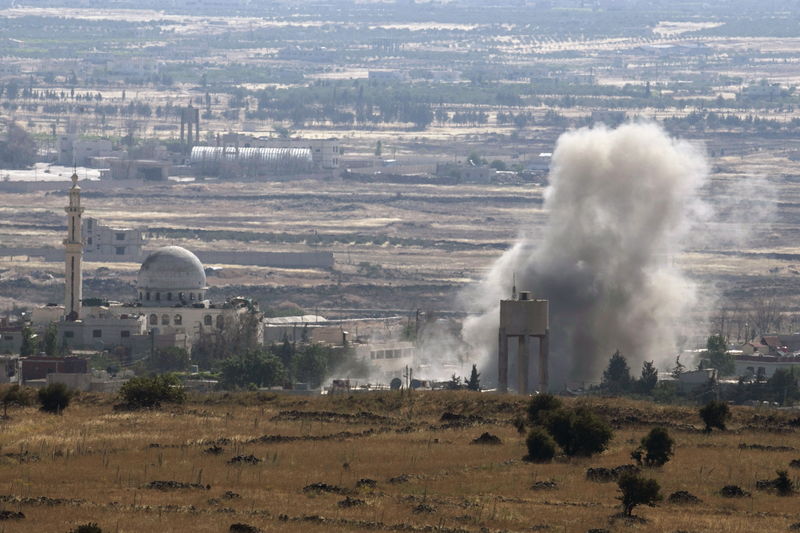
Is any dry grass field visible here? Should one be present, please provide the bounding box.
[1,392,800,532]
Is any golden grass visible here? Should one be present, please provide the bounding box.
[0,392,799,532]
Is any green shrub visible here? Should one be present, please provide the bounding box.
[699,400,730,431]
[119,374,185,409]
[1,384,33,416]
[617,472,661,516]
[775,470,794,496]
[526,393,562,424]
[524,428,556,462]
[38,383,72,414]
[543,407,613,457]
[632,427,674,467]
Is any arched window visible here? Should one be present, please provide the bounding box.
[162,314,170,326]
[216,315,224,329]
[174,314,182,326]
[204,315,212,326]
[167,292,172,301]
[146,292,150,301]
[155,292,160,301]
[138,291,143,300]
[149,314,157,325]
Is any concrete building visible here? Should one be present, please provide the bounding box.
[734,355,800,380]
[0,321,23,355]
[498,290,549,394]
[58,135,115,166]
[21,356,88,382]
[83,217,145,262]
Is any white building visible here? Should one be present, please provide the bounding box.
[58,135,115,166]
[83,217,145,262]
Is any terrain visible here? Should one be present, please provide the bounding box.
[1,392,799,532]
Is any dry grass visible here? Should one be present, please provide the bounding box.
[0,392,799,532]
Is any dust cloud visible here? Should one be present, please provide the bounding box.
[461,122,711,389]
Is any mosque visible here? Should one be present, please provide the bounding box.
[48,173,253,354]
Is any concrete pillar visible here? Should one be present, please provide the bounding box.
[498,328,508,393]
[539,331,549,393]
[517,335,528,394]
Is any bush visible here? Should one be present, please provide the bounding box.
[118,374,185,409]
[526,393,562,424]
[617,472,661,516]
[543,407,613,457]
[38,383,72,414]
[699,400,730,431]
[775,470,794,496]
[1,384,33,416]
[632,427,674,467]
[524,428,556,462]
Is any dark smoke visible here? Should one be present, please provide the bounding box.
[462,123,710,388]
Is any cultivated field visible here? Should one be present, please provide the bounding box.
[1,392,799,532]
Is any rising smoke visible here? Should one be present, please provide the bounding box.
[461,122,711,388]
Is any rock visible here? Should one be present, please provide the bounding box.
[471,432,502,445]
[355,478,377,489]
[0,510,24,520]
[145,480,209,491]
[337,496,366,508]
[303,482,345,494]
[223,491,241,499]
[388,474,410,484]
[530,481,558,491]
[229,524,262,533]
[720,485,750,498]
[667,491,701,504]
[227,455,261,465]
[412,503,436,514]
[204,445,224,455]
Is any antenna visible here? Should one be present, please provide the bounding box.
[512,272,517,300]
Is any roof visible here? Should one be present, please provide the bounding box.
[137,246,207,292]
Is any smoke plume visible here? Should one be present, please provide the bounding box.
[461,122,710,388]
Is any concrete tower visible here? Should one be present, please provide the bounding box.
[64,172,84,321]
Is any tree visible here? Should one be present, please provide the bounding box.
[0,384,31,417]
[467,151,484,166]
[292,344,333,388]
[42,323,58,356]
[766,368,799,406]
[118,374,185,409]
[705,335,734,376]
[220,349,286,389]
[774,470,794,496]
[446,373,462,390]
[38,383,72,414]
[0,121,37,169]
[467,364,481,391]
[699,400,730,432]
[489,159,506,171]
[374,140,382,157]
[526,393,562,424]
[638,360,658,394]
[543,407,613,457]
[19,325,37,356]
[671,355,685,379]
[632,427,674,467]
[617,473,661,516]
[524,428,556,462]
[148,346,190,373]
[602,350,631,394]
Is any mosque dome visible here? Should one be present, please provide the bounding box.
[137,246,207,305]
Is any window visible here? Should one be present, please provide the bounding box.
[87,237,93,245]
[92,329,102,338]
[174,314,182,325]
[146,292,150,301]
[2,335,13,341]
[216,315,224,329]
[121,330,130,338]
[63,331,74,339]
[155,292,160,301]
[190,293,195,301]
[115,232,125,241]
[167,292,172,301]
[149,314,157,326]
[116,247,125,255]
[139,291,143,300]
[162,315,170,326]
[204,315,212,326]
[178,292,184,301]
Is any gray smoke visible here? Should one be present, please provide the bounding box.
[461,122,710,388]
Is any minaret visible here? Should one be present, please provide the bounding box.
[64,172,84,321]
